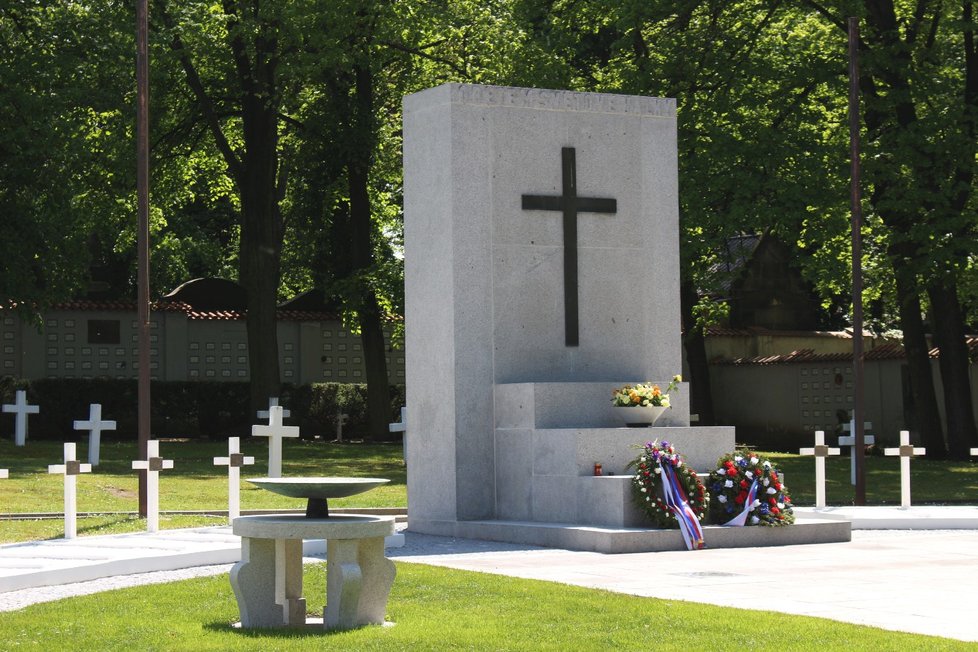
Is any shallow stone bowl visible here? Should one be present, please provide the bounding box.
[247,477,390,499]
[247,477,391,518]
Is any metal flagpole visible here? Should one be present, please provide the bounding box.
[848,17,867,505]
[136,0,151,516]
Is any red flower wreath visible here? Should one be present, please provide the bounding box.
[628,440,709,529]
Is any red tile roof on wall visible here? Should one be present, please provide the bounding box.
[2,300,341,322]
[713,338,978,365]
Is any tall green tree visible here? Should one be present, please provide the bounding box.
[155,0,301,411]
[0,1,136,312]
[805,0,978,457]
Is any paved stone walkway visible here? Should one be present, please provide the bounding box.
[1,508,977,643]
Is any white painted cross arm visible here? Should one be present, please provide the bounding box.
[388,407,407,434]
[48,443,93,477]
[257,397,290,421]
[799,430,842,457]
[883,431,926,459]
[132,445,175,473]
[971,448,978,456]
[214,439,256,469]
[0,469,7,479]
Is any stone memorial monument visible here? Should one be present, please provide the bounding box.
[403,84,848,552]
[403,85,721,551]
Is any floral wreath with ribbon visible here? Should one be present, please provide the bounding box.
[708,451,794,526]
[627,440,708,549]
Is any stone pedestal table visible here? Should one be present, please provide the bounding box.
[230,514,396,630]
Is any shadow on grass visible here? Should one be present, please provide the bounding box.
[203,619,390,639]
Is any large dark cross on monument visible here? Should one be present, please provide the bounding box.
[521,147,617,347]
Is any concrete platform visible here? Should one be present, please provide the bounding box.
[795,504,978,529]
[449,515,850,553]
[0,525,405,593]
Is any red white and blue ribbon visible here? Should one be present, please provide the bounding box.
[659,461,705,550]
[723,479,760,527]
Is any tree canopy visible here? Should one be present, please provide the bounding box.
[1,0,975,451]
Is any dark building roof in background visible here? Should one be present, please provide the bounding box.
[162,278,248,312]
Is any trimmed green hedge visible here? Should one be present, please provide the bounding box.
[0,377,405,441]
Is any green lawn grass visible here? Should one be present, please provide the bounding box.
[3,438,978,544]
[0,562,969,651]
[0,439,405,543]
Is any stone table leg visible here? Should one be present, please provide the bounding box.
[275,539,306,625]
[231,537,305,628]
[356,536,396,625]
[325,539,362,629]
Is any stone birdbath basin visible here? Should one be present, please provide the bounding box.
[247,477,390,518]
[232,477,396,630]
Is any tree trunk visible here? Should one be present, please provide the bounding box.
[892,267,946,456]
[240,187,282,415]
[927,281,977,459]
[347,61,390,440]
[680,277,714,425]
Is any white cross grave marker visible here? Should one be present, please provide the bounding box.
[257,397,290,422]
[48,442,92,539]
[336,411,349,442]
[3,390,39,447]
[252,405,299,478]
[132,440,174,533]
[214,436,255,521]
[389,406,407,464]
[73,403,117,466]
[884,430,925,508]
[799,430,841,508]
[838,419,875,485]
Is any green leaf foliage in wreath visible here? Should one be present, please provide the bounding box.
[708,451,794,526]
[627,440,708,529]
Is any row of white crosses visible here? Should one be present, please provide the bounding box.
[45,441,174,538]
[2,391,115,467]
[800,428,926,508]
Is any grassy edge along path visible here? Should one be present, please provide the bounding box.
[0,440,406,543]
[0,562,971,651]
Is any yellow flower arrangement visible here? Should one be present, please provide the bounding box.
[611,375,682,408]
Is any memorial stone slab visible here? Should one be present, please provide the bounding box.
[48,442,92,539]
[402,84,847,551]
[3,390,39,447]
[73,403,117,466]
[404,84,701,535]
